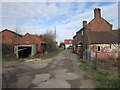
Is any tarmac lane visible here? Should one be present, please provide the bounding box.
[2,50,95,88]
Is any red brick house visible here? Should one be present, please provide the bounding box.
[0,29,22,44]
[64,39,73,49]
[84,30,119,59]
[73,8,119,59]
[87,8,112,31]
[15,33,46,58]
[0,29,22,54]
[0,29,47,58]
[16,33,46,52]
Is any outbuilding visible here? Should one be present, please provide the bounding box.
[14,33,46,58]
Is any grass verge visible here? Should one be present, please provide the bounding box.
[41,48,64,60]
[79,59,118,88]
[2,54,18,62]
[2,49,64,62]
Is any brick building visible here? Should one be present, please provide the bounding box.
[0,29,22,54]
[0,29,22,44]
[64,39,73,49]
[73,8,119,59]
[15,33,46,58]
[0,29,46,58]
[85,30,119,59]
[87,8,112,31]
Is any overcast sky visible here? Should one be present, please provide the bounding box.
[0,1,119,42]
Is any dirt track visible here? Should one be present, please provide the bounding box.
[2,50,96,88]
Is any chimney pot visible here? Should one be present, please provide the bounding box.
[94,8,101,18]
[83,21,87,28]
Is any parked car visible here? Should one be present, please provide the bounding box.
[67,46,73,49]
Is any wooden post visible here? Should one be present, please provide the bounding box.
[95,51,97,70]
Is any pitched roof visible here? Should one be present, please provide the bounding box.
[1,29,22,37]
[88,17,112,27]
[86,30,119,44]
[73,35,77,38]
[64,39,73,44]
[17,33,46,44]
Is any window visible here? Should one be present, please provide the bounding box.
[98,46,100,51]
[110,44,111,49]
[81,31,83,36]
[26,40,29,44]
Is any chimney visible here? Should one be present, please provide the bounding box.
[94,8,101,18]
[83,21,87,28]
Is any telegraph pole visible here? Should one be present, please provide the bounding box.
[55,26,56,42]
[54,26,57,49]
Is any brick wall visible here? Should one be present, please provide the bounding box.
[87,18,112,31]
[17,33,45,52]
[0,30,21,44]
[87,8,112,31]
[90,44,119,59]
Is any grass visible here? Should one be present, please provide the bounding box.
[2,48,64,62]
[41,48,64,60]
[2,54,18,62]
[83,74,91,80]
[79,59,119,88]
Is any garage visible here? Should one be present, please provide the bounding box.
[18,47,32,58]
[14,44,36,58]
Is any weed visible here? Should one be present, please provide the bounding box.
[2,54,18,62]
[83,74,91,80]
[78,58,119,88]
[42,48,64,60]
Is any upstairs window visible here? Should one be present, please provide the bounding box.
[81,31,83,36]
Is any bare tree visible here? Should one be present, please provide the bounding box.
[14,25,21,34]
[40,30,56,52]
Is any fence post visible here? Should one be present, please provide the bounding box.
[95,51,97,70]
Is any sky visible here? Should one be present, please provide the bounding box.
[0,1,119,43]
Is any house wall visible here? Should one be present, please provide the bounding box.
[36,43,46,52]
[0,30,21,44]
[36,44,40,52]
[65,44,72,48]
[87,18,112,31]
[89,44,119,59]
[17,34,43,52]
[87,8,112,31]
[72,36,77,52]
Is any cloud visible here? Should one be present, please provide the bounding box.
[1,2,118,42]
[1,0,120,2]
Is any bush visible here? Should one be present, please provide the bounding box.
[39,31,56,52]
[2,54,17,62]
[2,43,14,55]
